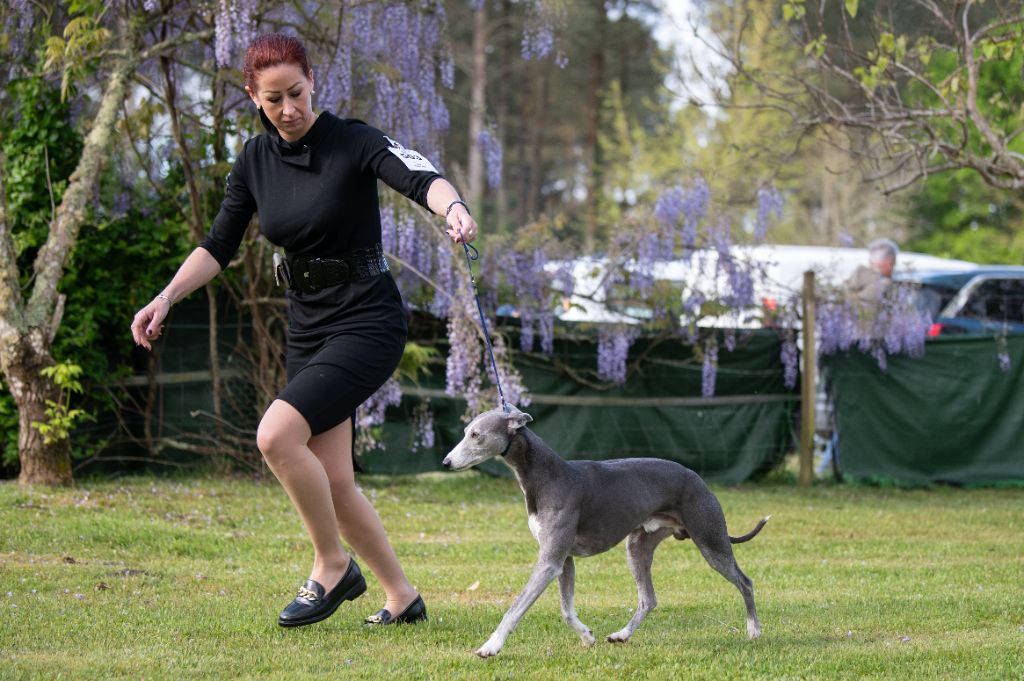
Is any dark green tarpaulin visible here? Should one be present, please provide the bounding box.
[825,335,1024,484]
[366,329,797,483]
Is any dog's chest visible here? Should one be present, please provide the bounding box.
[527,513,542,541]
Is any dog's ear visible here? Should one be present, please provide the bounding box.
[505,406,533,433]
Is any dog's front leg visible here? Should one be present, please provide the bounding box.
[559,557,596,646]
[476,557,565,658]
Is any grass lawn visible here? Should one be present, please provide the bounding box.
[1,473,1022,680]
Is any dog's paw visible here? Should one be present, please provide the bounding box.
[580,630,596,647]
[606,630,631,644]
[747,620,762,640]
[475,638,503,658]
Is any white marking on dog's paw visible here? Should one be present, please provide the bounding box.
[606,630,631,643]
[747,620,762,639]
[475,638,503,658]
[580,630,596,646]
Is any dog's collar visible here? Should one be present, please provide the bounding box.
[499,431,520,458]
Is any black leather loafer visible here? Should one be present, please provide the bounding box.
[364,595,428,625]
[278,558,367,628]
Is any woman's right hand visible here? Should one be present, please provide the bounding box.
[131,297,171,351]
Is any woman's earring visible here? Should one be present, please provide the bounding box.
[311,89,316,95]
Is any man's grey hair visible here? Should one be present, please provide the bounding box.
[868,238,899,265]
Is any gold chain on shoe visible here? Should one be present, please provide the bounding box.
[297,586,319,601]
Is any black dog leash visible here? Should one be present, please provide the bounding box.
[456,230,510,414]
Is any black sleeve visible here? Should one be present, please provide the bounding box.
[199,140,257,270]
[357,125,442,210]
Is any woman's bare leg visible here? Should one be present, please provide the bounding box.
[256,399,350,591]
[309,418,419,614]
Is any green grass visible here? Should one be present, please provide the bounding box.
[1,474,1022,680]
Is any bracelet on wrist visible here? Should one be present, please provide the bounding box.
[445,199,470,218]
[156,293,174,305]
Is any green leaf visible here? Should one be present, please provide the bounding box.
[845,0,859,18]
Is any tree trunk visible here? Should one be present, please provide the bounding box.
[582,2,608,253]
[495,0,511,231]
[467,3,487,218]
[3,333,69,486]
[0,52,136,485]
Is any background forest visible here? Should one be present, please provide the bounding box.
[1,0,1021,483]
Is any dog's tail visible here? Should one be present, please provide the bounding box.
[730,515,771,544]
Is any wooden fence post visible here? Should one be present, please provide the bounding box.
[800,270,816,486]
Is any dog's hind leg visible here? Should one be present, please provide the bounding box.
[607,527,673,643]
[691,530,761,639]
[558,557,596,647]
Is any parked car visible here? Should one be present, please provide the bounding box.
[903,267,1024,336]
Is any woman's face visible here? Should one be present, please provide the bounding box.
[247,62,316,142]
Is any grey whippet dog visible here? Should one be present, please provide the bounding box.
[442,405,769,658]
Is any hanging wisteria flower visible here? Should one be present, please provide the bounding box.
[520,315,535,353]
[597,326,639,384]
[411,402,435,452]
[446,287,483,399]
[654,185,685,227]
[754,186,784,243]
[538,313,554,355]
[477,128,503,189]
[702,340,718,398]
[212,0,256,67]
[432,240,455,318]
[781,334,798,389]
[683,178,710,249]
[356,378,402,432]
[998,349,1011,372]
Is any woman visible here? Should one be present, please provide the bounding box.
[130,33,477,628]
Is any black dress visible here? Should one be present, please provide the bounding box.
[200,110,442,435]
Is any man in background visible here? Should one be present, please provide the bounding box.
[846,238,899,317]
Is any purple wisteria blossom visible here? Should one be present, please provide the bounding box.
[432,240,455,318]
[681,178,710,251]
[477,128,503,189]
[411,404,435,452]
[754,186,783,242]
[521,22,555,60]
[214,0,254,68]
[597,326,639,384]
[702,341,718,398]
[655,185,685,228]
[781,334,798,389]
[998,349,1011,372]
[445,289,483,399]
[816,283,932,371]
[538,313,554,355]
[317,37,352,115]
[357,378,402,432]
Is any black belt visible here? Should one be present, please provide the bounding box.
[284,243,390,293]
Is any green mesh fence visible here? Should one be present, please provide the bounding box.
[824,335,1024,485]
[363,329,798,483]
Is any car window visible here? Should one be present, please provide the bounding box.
[913,283,958,319]
[960,279,1024,323]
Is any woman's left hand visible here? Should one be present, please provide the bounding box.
[446,204,478,244]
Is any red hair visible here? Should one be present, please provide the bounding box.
[242,33,312,91]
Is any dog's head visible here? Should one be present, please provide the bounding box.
[442,405,533,471]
